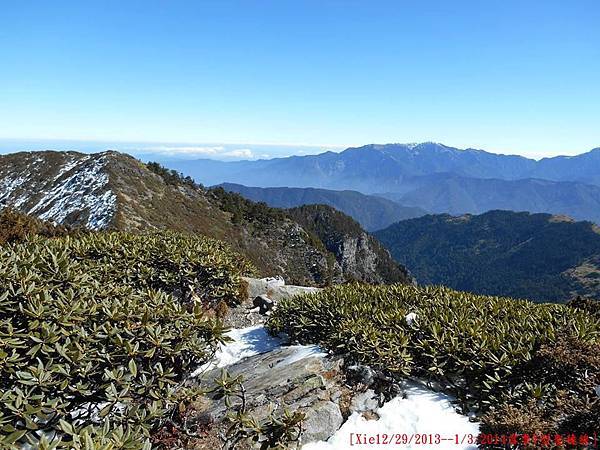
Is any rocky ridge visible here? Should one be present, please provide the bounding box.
[0,150,411,287]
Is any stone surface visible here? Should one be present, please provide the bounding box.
[193,346,348,445]
[302,400,344,443]
[243,276,321,302]
[225,277,322,328]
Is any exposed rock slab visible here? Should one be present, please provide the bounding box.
[225,277,321,328]
[193,346,348,446]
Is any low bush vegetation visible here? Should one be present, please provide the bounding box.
[0,231,251,448]
[0,208,69,245]
[146,161,200,189]
[267,284,600,440]
[568,295,600,320]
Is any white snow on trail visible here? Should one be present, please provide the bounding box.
[192,324,479,449]
[303,382,479,450]
[191,325,325,376]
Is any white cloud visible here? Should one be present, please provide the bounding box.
[222,148,254,158]
[138,145,225,156]
[131,145,257,159]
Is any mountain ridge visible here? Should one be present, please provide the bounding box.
[0,150,411,287]
[162,142,600,223]
[218,183,426,231]
[374,209,600,302]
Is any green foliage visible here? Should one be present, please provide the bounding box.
[210,187,287,225]
[267,283,600,425]
[479,337,600,444]
[146,161,201,189]
[374,210,600,302]
[0,208,70,245]
[568,295,600,320]
[213,370,304,450]
[0,231,249,448]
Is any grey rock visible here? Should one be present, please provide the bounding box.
[193,347,348,444]
[302,400,344,443]
[243,276,321,302]
[225,277,322,328]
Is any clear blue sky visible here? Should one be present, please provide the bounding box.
[1,1,599,159]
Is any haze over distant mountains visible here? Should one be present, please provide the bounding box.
[218,183,426,231]
[165,142,600,223]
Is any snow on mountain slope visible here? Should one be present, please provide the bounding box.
[0,151,116,229]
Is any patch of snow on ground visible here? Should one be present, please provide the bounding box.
[405,312,417,325]
[0,176,28,204]
[192,325,324,376]
[303,382,479,450]
[191,324,478,449]
[27,155,116,230]
[192,325,282,376]
[276,345,325,367]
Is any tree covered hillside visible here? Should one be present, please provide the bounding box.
[218,183,426,231]
[374,210,600,302]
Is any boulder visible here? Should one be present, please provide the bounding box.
[301,400,344,443]
[253,294,274,314]
[193,346,348,445]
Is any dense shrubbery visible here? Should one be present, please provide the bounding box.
[568,295,600,320]
[210,187,287,225]
[0,208,69,245]
[0,232,250,448]
[267,284,600,438]
[146,161,200,189]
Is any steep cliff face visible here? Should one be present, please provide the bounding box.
[288,204,413,285]
[0,150,411,287]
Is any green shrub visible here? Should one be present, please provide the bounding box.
[267,283,600,427]
[0,231,249,448]
[146,161,200,189]
[568,296,600,320]
[480,337,600,444]
[0,208,69,245]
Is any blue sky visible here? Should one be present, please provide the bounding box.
[1,1,599,160]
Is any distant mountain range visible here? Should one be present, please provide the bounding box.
[377,174,600,224]
[374,210,600,303]
[164,143,600,223]
[0,150,409,287]
[218,183,426,231]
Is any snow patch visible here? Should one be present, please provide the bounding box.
[0,176,28,204]
[192,325,324,376]
[190,324,479,449]
[275,345,326,367]
[405,312,417,326]
[303,382,479,450]
[28,155,116,230]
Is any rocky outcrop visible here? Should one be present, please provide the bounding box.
[195,347,348,446]
[288,204,414,285]
[227,277,321,328]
